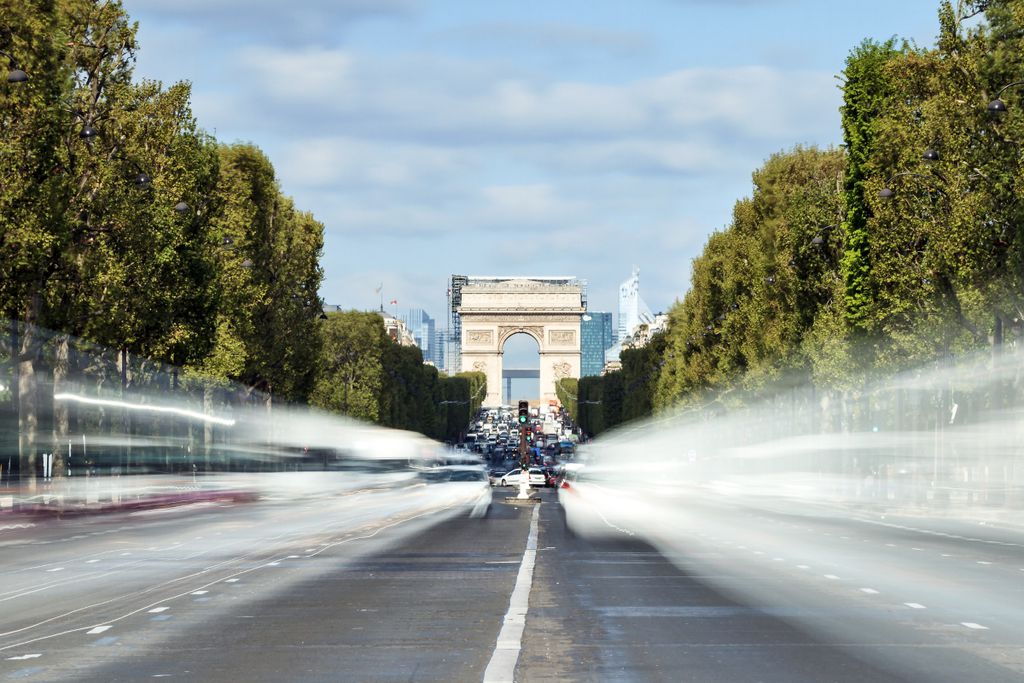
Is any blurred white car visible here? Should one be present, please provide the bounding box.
[419,465,492,517]
[498,468,546,487]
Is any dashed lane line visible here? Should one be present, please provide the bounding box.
[482,504,540,683]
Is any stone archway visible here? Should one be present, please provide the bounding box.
[457,277,584,407]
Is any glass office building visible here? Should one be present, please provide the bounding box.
[618,267,653,343]
[404,309,438,365]
[581,312,614,377]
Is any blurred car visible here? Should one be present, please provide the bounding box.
[541,467,558,488]
[418,465,492,517]
[488,468,505,486]
[498,468,547,487]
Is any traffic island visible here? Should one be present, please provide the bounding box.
[502,495,540,505]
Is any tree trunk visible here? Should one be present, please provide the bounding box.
[51,334,70,478]
[203,383,214,472]
[118,348,130,474]
[18,322,38,491]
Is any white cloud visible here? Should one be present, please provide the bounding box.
[125,0,415,43]
[208,48,836,145]
[277,137,469,189]
[234,47,353,101]
[431,22,651,59]
[480,184,578,223]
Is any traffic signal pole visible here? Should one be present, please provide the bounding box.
[516,400,532,500]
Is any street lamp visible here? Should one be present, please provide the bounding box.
[878,171,945,199]
[0,50,27,83]
[987,80,1024,115]
[810,224,835,247]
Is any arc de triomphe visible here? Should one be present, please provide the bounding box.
[458,277,584,407]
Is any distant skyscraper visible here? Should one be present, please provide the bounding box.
[617,267,653,342]
[404,309,437,365]
[581,312,614,377]
[433,329,448,373]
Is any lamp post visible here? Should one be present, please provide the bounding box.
[987,81,1024,115]
[0,50,27,83]
[877,171,947,200]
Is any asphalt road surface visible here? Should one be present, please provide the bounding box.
[2,485,1024,682]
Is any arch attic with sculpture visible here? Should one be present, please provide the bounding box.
[457,277,584,407]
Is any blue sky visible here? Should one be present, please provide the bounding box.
[124,0,943,375]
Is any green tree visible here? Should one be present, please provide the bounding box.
[310,311,387,421]
[840,38,903,331]
[555,377,578,423]
[655,147,846,410]
[198,144,324,404]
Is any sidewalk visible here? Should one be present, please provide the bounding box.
[0,475,257,520]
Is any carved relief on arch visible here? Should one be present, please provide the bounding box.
[548,329,576,346]
[497,325,543,348]
[465,329,494,346]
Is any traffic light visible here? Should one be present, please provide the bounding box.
[518,400,529,424]
[525,431,533,443]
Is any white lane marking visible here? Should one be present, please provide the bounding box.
[45,568,64,573]
[860,588,879,594]
[941,554,952,557]
[911,547,923,551]
[823,574,840,580]
[796,565,810,570]
[5,653,41,660]
[772,557,784,562]
[305,549,316,553]
[86,559,100,564]
[485,561,520,564]
[86,625,111,635]
[857,518,1023,548]
[752,551,764,556]
[0,502,459,652]
[148,607,169,613]
[191,591,208,596]
[885,543,896,547]
[962,622,989,630]
[266,562,280,567]
[225,578,239,583]
[904,603,926,609]
[287,555,300,559]
[482,504,540,683]
[976,561,992,565]
[120,553,131,557]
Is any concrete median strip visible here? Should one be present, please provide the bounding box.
[483,504,540,683]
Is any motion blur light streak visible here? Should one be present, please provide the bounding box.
[53,393,237,427]
[561,345,1024,678]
